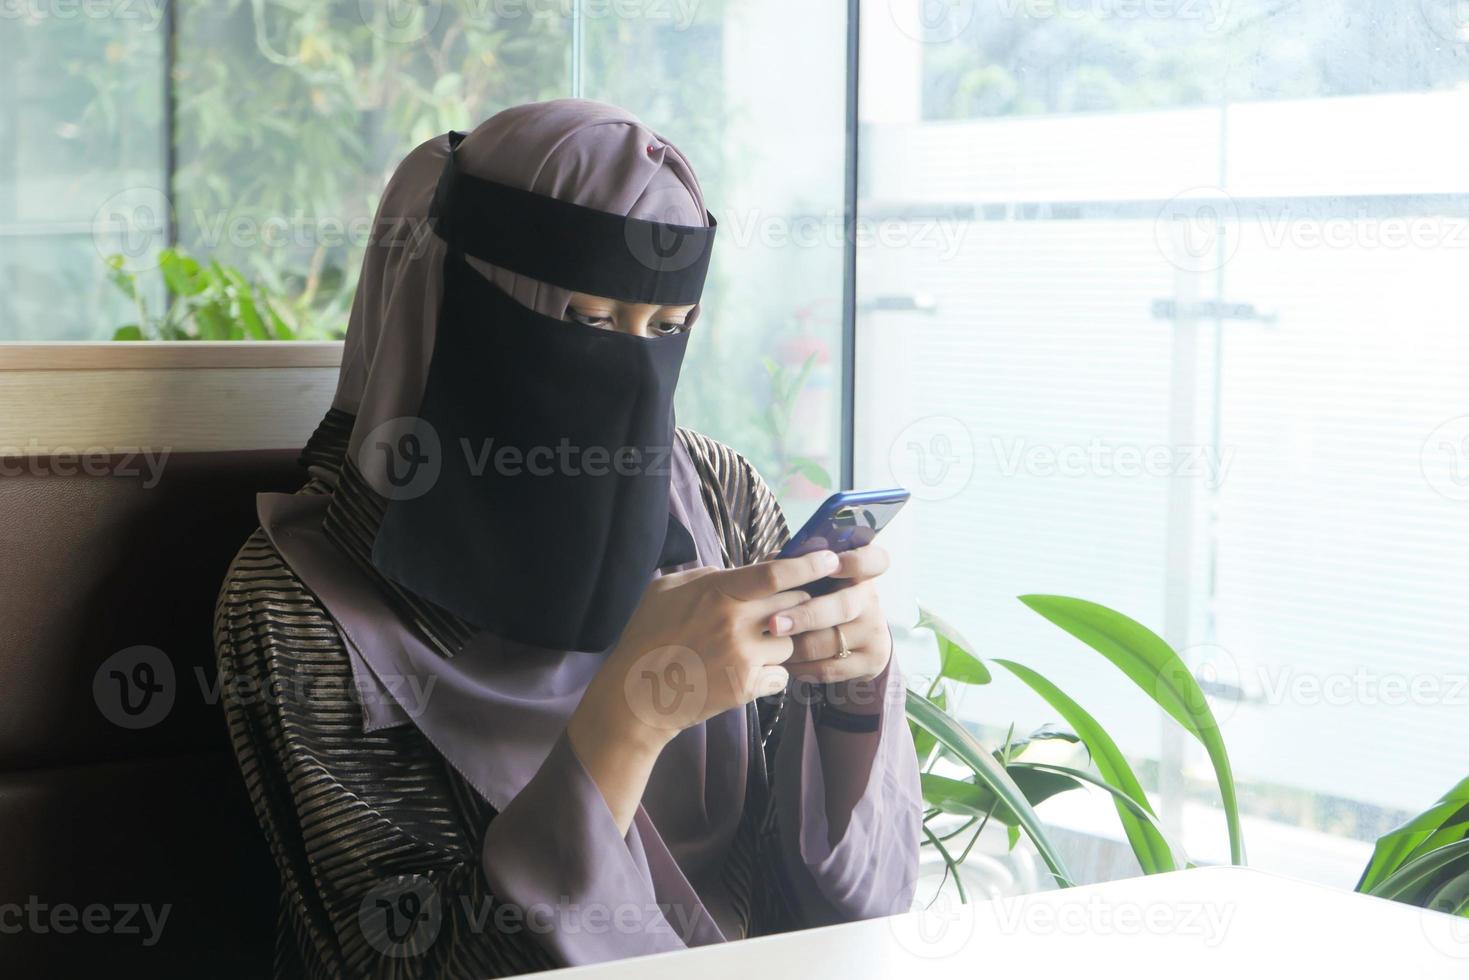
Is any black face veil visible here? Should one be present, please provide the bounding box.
[369,131,718,652]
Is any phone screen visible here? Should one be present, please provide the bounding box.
[778,490,909,593]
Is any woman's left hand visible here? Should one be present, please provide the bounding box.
[765,544,892,696]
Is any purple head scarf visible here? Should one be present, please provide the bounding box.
[255,100,743,846]
[334,98,710,468]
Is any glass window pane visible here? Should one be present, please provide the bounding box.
[858,0,1469,887]
[173,0,570,340]
[1,10,165,339]
[583,0,851,519]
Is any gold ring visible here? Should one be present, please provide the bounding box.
[835,626,851,659]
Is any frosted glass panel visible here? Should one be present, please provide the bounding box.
[859,0,1469,884]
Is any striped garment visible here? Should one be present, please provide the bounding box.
[214,411,804,978]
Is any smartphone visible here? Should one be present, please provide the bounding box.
[776,488,910,595]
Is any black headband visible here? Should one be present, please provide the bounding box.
[429,130,716,306]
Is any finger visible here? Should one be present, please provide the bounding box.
[749,589,811,622]
[786,631,831,664]
[783,535,830,557]
[756,633,796,665]
[829,544,890,583]
[767,583,870,637]
[785,653,876,686]
[713,550,840,601]
[787,619,879,663]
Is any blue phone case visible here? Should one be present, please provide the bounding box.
[777,488,910,594]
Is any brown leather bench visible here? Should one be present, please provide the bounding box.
[0,449,305,976]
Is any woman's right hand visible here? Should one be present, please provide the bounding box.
[565,549,836,833]
[574,549,840,749]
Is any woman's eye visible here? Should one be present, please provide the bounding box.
[566,309,687,336]
[568,310,612,329]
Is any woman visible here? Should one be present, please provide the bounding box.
[215,99,921,978]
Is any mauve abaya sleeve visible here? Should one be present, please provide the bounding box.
[480,731,724,966]
[724,448,922,928]
[770,655,924,925]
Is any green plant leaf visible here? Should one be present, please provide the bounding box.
[995,658,1175,874]
[1019,594,1244,865]
[194,301,235,340]
[105,259,138,300]
[1011,761,1187,870]
[1358,777,1469,893]
[922,773,990,816]
[238,293,269,340]
[112,324,145,341]
[910,685,945,763]
[265,301,297,341]
[915,605,991,685]
[921,767,1081,827]
[159,249,207,297]
[1004,725,1087,764]
[906,690,1073,888]
[1366,838,1469,904]
[1426,868,1469,916]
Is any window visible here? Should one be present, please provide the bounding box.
[2,0,850,518]
[9,0,1464,892]
[0,6,164,340]
[856,0,1469,885]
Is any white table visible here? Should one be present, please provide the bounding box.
[541,867,1469,979]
